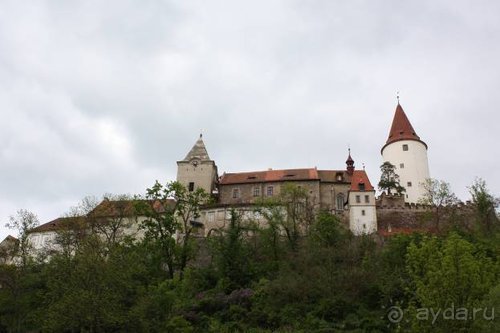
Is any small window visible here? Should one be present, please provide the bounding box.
[232,188,240,198]
[267,186,274,196]
[337,194,344,210]
[399,163,404,169]
[407,182,412,187]
[188,182,194,192]
[364,195,369,203]
[362,210,366,216]
[208,212,215,222]
[358,183,365,191]
[402,144,409,151]
[253,186,260,197]
[355,195,361,203]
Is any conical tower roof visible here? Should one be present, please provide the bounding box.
[182,134,211,161]
[382,103,427,152]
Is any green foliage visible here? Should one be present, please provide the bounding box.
[378,162,405,195]
[469,177,499,233]
[405,232,497,332]
[136,180,210,279]
[1,183,498,332]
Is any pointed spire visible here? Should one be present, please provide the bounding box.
[183,135,211,161]
[346,148,355,175]
[383,103,427,149]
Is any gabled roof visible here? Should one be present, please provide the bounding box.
[89,199,176,218]
[0,235,18,246]
[382,103,427,152]
[181,135,211,162]
[219,168,320,185]
[317,170,352,183]
[29,216,87,233]
[350,170,374,191]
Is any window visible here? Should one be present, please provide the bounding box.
[336,193,345,210]
[267,186,274,196]
[403,144,409,151]
[253,186,260,197]
[399,163,404,169]
[188,182,194,192]
[358,183,365,191]
[208,212,215,222]
[232,188,240,198]
[364,195,369,203]
[355,195,361,203]
[407,182,412,187]
[362,210,366,216]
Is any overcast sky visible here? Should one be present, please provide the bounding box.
[1,0,499,239]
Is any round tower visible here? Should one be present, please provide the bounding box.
[381,103,430,203]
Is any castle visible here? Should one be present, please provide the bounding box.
[176,101,430,236]
[3,102,431,256]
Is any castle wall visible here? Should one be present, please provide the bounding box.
[218,180,321,206]
[319,182,350,213]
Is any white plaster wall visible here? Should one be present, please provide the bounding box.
[382,140,430,203]
[348,192,377,235]
[177,161,217,194]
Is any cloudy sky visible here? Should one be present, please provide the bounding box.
[1,0,499,239]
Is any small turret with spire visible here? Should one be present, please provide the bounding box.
[346,149,355,175]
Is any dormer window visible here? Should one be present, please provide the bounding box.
[336,172,343,182]
[358,183,365,191]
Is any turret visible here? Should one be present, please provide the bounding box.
[176,134,218,195]
[381,103,430,203]
[346,149,355,175]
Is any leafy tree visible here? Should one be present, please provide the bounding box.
[87,194,137,252]
[5,209,39,267]
[210,209,254,290]
[418,178,459,231]
[258,183,314,251]
[137,181,210,279]
[378,161,405,195]
[405,233,496,332]
[468,178,499,232]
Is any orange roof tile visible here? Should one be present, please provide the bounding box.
[382,103,427,152]
[219,168,320,185]
[350,170,374,191]
[29,216,87,233]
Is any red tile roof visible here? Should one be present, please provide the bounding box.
[89,199,175,217]
[350,170,374,191]
[317,170,352,183]
[382,103,427,152]
[29,217,87,233]
[219,168,320,185]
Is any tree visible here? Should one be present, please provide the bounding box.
[5,209,39,267]
[405,233,496,332]
[258,183,314,251]
[87,194,137,252]
[418,178,459,231]
[137,181,210,279]
[468,178,499,232]
[378,162,405,195]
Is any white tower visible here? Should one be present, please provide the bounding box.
[177,134,218,194]
[381,103,430,203]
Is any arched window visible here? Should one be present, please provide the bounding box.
[336,193,345,210]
